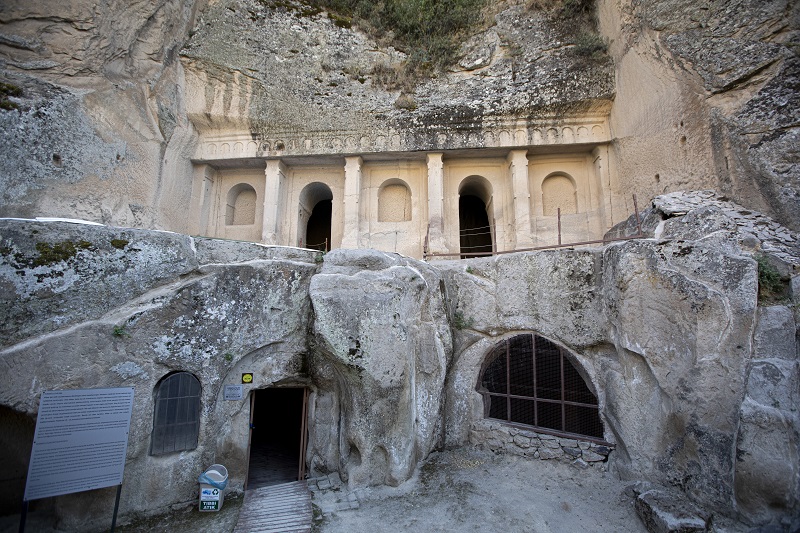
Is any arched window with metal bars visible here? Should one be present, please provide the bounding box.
[150,372,202,455]
[478,333,604,441]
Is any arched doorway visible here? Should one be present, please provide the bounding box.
[459,176,493,259]
[299,182,333,251]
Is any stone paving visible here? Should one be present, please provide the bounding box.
[306,473,364,516]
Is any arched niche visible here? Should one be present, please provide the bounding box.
[541,173,577,216]
[226,183,258,226]
[378,179,412,222]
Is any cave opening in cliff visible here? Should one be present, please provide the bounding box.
[459,175,494,258]
[299,182,333,251]
[246,388,309,490]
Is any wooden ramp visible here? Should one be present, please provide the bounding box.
[234,481,312,533]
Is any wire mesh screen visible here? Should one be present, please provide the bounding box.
[150,372,202,455]
[480,334,604,440]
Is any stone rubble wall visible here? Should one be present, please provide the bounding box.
[469,419,612,468]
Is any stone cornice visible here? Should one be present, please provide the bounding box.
[193,116,611,163]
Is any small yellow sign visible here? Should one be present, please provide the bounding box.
[241,373,253,384]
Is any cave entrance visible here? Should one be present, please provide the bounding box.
[459,175,494,258]
[246,388,309,490]
[299,182,333,252]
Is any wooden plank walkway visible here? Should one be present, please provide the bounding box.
[233,481,312,533]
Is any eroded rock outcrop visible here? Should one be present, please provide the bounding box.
[307,249,452,487]
[0,190,798,530]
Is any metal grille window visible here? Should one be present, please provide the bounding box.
[479,334,604,441]
[150,372,202,455]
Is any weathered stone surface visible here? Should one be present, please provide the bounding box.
[0,0,202,228]
[635,489,710,533]
[307,248,452,487]
[754,306,797,361]
[734,399,799,524]
[598,0,800,232]
[0,220,199,348]
[0,191,798,529]
[194,237,320,265]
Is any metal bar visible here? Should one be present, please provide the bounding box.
[560,351,566,433]
[110,484,122,533]
[633,194,642,235]
[426,233,646,258]
[557,208,562,246]
[505,339,511,423]
[531,334,538,427]
[18,500,27,533]
[492,217,497,254]
[484,392,599,410]
[298,388,309,481]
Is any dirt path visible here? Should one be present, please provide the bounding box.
[314,447,647,533]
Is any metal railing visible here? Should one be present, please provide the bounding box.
[423,194,644,260]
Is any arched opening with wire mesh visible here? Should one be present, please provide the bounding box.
[458,175,493,259]
[298,182,333,251]
[477,333,605,441]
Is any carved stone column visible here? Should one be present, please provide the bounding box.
[188,164,215,237]
[262,159,286,245]
[342,156,363,248]
[508,149,533,249]
[426,153,447,256]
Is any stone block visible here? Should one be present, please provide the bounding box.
[745,359,798,411]
[487,439,504,449]
[754,306,796,360]
[582,450,606,462]
[543,439,561,449]
[538,448,561,460]
[734,400,798,521]
[563,447,582,458]
[635,489,710,533]
[327,473,343,489]
[571,458,589,469]
[513,435,531,448]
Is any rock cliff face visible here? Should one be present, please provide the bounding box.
[599,0,800,230]
[1,191,798,529]
[1,0,796,231]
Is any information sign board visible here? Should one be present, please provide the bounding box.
[224,385,243,401]
[23,387,135,501]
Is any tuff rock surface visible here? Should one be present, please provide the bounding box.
[1,191,798,530]
[1,0,798,233]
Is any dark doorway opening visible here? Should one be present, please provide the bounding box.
[459,194,493,258]
[247,388,308,490]
[306,199,332,252]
